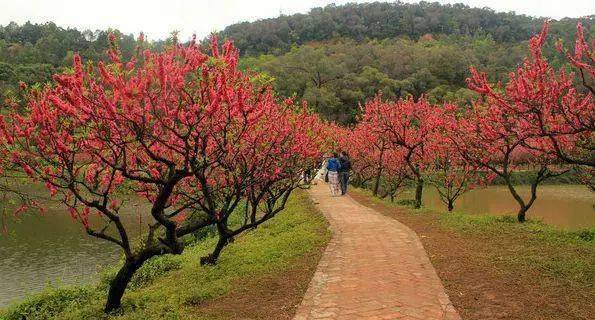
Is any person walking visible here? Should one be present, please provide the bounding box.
[338,151,352,195]
[326,153,342,196]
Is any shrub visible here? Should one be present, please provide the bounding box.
[496,215,518,223]
[1,286,92,320]
[98,255,183,292]
[574,229,595,242]
[395,199,417,207]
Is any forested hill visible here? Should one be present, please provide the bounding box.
[224,2,592,123]
[1,2,593,123]
[217,1,593,56]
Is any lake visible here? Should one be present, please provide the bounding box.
[415,184,595,230]
[0,183,151,308]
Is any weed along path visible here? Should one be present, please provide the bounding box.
[294,182,460,320]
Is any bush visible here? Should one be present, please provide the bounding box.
[395,199,417,207]
[573,229,595,242]
[98,255,183,292]
[1,286,92,320]
[495,215,518,223]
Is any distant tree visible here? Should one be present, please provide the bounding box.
[360,95,443,208]
[262,45,347,120]
[426,107,484,212]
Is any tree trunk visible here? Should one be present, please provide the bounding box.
[517,206,528,223]
[504,174,539,223]
[414,178,423,208]
[373,173,381,197]
[373,148,385,197]
[447,200,454,212]
[200,233,228,265]
[105,259,145,313]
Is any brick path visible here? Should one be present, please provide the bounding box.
[294,183,461,320]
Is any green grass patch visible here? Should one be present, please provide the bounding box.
[0,191,329,320]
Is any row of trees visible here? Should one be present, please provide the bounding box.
[342,22,593,222]
[0,36,330,312]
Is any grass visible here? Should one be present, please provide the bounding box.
[488,169,581,185]
[0,191,330,320]
[350,187,595,319]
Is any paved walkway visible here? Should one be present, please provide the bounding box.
[294,183,460,320]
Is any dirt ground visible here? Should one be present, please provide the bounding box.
[349,191,594,320]
[195,250,323,320]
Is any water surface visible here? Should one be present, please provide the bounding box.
[0,183,150,308]
[412,185,594,230]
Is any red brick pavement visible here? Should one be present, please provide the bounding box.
[293,183,461,320]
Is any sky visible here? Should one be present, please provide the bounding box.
[0,0,593,40]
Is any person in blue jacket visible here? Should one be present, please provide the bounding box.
[338,151,352,195]
[326,152,342,196]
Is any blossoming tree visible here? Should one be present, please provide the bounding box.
[1,35,324,312]
[462,22,591,221]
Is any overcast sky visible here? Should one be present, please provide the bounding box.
[1,0,593,40]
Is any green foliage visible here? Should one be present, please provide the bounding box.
[490,169,580,185]
[99,255,184,293]
[2,5,591,122]
[395,199,417,207]
[1,286,94,320]
[573,229,595,242]
[0,22,154,104]
[495,215,519,223]
[244,35,532,123]
[0,62,15,82]
[217,2,591,56]
[128,256,183,290]
[0,192,329,320]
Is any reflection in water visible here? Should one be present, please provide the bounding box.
[414,185,595,230]
[0,184,151,307]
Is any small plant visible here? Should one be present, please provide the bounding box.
[1,286,92,320]
[395,199,417,207]
[496,215,517,223]
[128,255,183,290]
[574,229,594,242]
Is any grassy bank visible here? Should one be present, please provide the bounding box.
[350,188,594,320]
[488,169,582,185]
[0,191,329,320]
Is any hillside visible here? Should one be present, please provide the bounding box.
[221,2,593,122]
[217,1,593,56]
[1,2,593,122]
